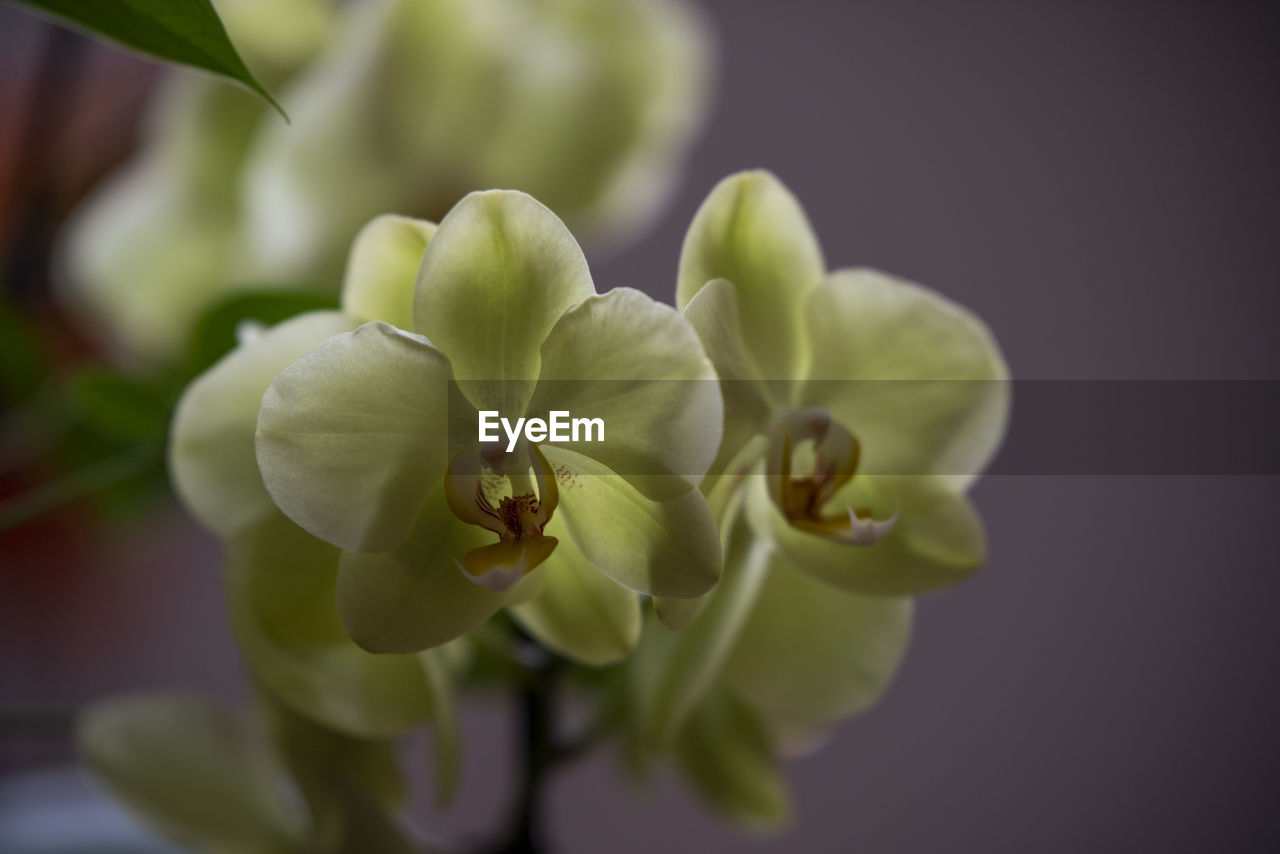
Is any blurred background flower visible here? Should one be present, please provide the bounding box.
[61,0,712,363]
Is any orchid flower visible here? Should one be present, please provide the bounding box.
[248,190,723,663]
[628,170,1009,826]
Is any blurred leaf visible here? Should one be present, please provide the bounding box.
[9,0,287,118]
[39,367,174,521]
[66,366,172,444]
[185,290,339,379]
[0,296,50,403]
[0,445,158,531]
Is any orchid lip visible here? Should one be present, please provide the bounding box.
[767,407,897,546]
[445,442,560,590]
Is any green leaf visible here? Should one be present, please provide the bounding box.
[0,295,50,402]
[0,445,160,532]
[76,693,309,852]
[66,367,172,445]
[11,0,288,118]
[185,290,342,380]
[413,190,595,415]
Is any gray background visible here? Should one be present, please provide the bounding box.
[3,1,1280,852]
[586,2,1280,850]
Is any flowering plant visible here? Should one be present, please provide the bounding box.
[78,171,1008,851]
[11,2,1008,848]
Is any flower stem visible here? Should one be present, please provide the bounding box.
[510,669,556,852]
[487,626,620,854]
[488,636,561,854]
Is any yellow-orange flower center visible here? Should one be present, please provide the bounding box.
[767,408,897,546]
[445,443,560,591]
